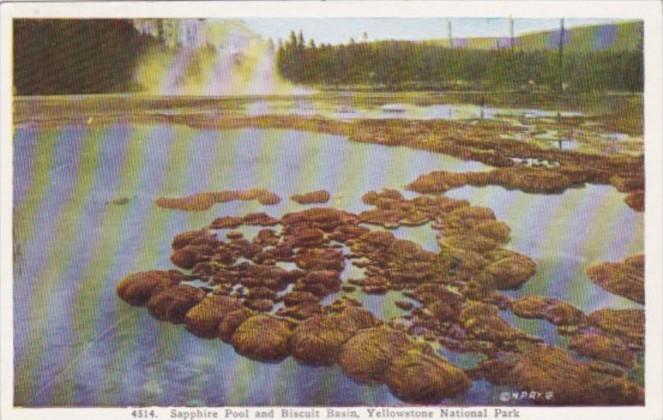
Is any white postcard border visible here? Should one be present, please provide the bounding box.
[0,2,661,420]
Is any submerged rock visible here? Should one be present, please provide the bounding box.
[116,270,184,306]
[230,315,293,362]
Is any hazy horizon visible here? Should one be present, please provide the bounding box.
[242,18,633,45]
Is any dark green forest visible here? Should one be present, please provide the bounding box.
[13,19,159,95]
[276,31,643,92]
[13,20,643,95]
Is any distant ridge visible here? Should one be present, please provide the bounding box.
[425,22,642,52]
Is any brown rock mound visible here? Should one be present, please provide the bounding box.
[184,295,244,338]
[295,248,344,271]
[156,189,281,212]
[585,309,644,349]
[116,270,184,306]
[230,315,294,362]
[210,216,243,229]
[473,221,511,243]
[282,207,358,232]
[491,167,576,193]
[459,301,532,343]
[289,307,378,365]
[277,302,323,320]
[586,255,644,304]
[406,167,577,195]
[624,191,644,212]
[507,345,643,405]
[291,190,331,204]
[294,270,343,298]
[170,244,215,269]
[385,349,471,403]
[483,253,537,290]
[147,285,207,323]
[156,192,217,212]
[511,295,584,325]
[171,229,216,250]
[441,231,500,254]
[218,308,254,342]
[338,326,413,383]
[283,291,319,306]
[569,332,635,368]
[242,212,280,226]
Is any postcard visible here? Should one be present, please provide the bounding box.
[1,2,661,420]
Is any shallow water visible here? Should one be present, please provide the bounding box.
[245,99,582,122]
[445,185,643,312]
[13,122,642,407]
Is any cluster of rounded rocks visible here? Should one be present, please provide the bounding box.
[118,189,644,405]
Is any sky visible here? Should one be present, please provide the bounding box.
[242,18,632,44]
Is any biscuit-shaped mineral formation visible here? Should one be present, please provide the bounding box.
[291,190,331,204]
[586,254,644,304]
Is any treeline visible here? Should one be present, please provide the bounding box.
[14,19,160,95]
[276,32,643,92]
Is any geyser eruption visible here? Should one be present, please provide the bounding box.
[132,19,309,96]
